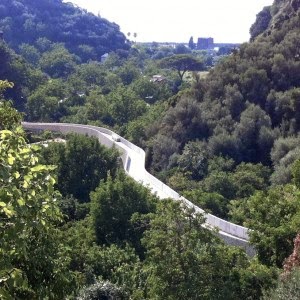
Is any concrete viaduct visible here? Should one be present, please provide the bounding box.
[22,122,255,255]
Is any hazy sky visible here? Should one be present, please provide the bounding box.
[67,0,274,43]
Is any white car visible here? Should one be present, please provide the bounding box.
[112,133,121,142]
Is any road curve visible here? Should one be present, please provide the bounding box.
[22,122,255,255]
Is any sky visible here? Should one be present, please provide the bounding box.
[66,0,274,43]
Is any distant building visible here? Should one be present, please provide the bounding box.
[150,75,167,83]
[197,37,214,50]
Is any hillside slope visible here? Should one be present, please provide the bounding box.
[148,0,300,171]
[0,0,129,61]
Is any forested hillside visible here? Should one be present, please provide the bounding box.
[142,0,300,276]
[1,0,300,298]
[0,0,129,61]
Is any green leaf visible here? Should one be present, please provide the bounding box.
[17,199,25,206]
[3,207,14,217]
[13,171,20,179]
[23,181,28,189]
[0,129,12,136]
[7,156,15,165]
[31,165,47,172]
[19,148,31,154]
[30,144,41,151]
[49,177,56,185]
[24,175,32,182]
[0,202,6,207]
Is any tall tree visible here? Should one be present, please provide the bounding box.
[159,54,204,82]
[41,133,119,202]
[91,171,157,248]
[0,124,74,298]
[188,36,195,49]
[250,6,272,41]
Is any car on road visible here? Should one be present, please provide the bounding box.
[112,133,121,142]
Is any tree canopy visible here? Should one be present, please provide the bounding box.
[0,107,74,298]
[159,54,205,82]
[0,0,129,61]
[1,0,300,298]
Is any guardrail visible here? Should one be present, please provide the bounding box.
[22,122,254,254]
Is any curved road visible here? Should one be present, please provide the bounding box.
[22,122,254,255]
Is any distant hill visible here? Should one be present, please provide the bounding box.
[0,0,129,61]
[250,0,300,40]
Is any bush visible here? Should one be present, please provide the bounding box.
[77,280,128,300]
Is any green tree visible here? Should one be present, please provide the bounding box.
[232,163,271,199]
[0,80,22,130]
[188,36,195,50]
[166,171,197,192]
[40,45,78,78]
[151,134,180,172]
[0,42,34,109]
[108,86,147,126]
[0,0,129,61]
[0,80,14,96]
[0,126,74,298]
[0,100,22,130]
[131,76,172,103]
[250,6,272,41]
[178,140,209,180]
[223,84,245,120]
[235,185,300,267]
[233,104,272,162]
[76,44,97,63]
[270,137,300,185]
[202,171,237,200]
[26,79,67,121]
[174,43,191,54]
[208,132,241,162]
[159,54,205,82]
[264,233,300,298]
[160,96,209,144]
[41,133,119,202]
[18,43,40,65]
[58,217,142,292]
[69,62,106,88]
[184,189,229,218]
[266,88,300,130]
[117,60,140,85]
[91,172,157,249]
[141,199,264,299]
[80,90,112,125]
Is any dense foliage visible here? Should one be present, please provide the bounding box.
[40,133,119,203]
[2,0,300,298]
[0,41,42,110]
[91,171,157,251]
[0,0,129,61]
[0,83,75,299]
